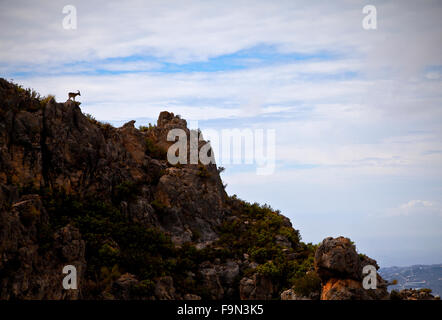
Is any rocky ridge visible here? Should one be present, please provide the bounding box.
[0,79,437,300]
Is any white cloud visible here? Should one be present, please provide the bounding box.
[387,200,442,217]
[426,71,441,80]
[1,0,441,74]
[401,200,434,209]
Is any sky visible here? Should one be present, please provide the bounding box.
[1,0,441,267]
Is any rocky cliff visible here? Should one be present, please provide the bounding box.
[0,79,437,300]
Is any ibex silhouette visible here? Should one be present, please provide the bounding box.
[68,90,81,101]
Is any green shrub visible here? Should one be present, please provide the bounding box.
[100,264,121,290]
[113,181,139,203]
[212,197,310,296]
[256,261,281,278]
[84,113,112,131]
[145,138,167,160]
[292,272,322,297]
[132,279,155,296]
[38,189,183,297]
[197,164,210,178]
[29,181,317,300]
[139,123,155,132]
[98,243,120,267]
[0,79,43,112]
[85,113,97,123]
[151,199,167,213]
[40,94,55,107]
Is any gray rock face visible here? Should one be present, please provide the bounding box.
[239,274,274,300]
[155,165,225,245]
[199,265,225,300]
[217,260,240,287]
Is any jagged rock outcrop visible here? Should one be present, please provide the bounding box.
[0,81,226,247]
[315,237,360,281]
[314,237,389,300]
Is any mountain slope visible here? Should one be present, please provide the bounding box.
[0,79,436,300]
[0,78,315,299]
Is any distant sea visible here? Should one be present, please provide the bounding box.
[379,264,442,297]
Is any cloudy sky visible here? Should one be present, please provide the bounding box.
[1,0,441,267]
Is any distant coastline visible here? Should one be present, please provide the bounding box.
[379,264,442,296]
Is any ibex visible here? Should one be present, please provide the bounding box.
[68,90,81,101]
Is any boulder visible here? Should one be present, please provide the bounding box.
[315,237,390,300]
[314,236,360,281]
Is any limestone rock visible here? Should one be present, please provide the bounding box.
[314,237,360,281]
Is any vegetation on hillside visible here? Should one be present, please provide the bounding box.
[0,78,55,114]
[15,182,319,299]
[3,78,320,299]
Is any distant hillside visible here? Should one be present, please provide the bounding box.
[379,264,442,296]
